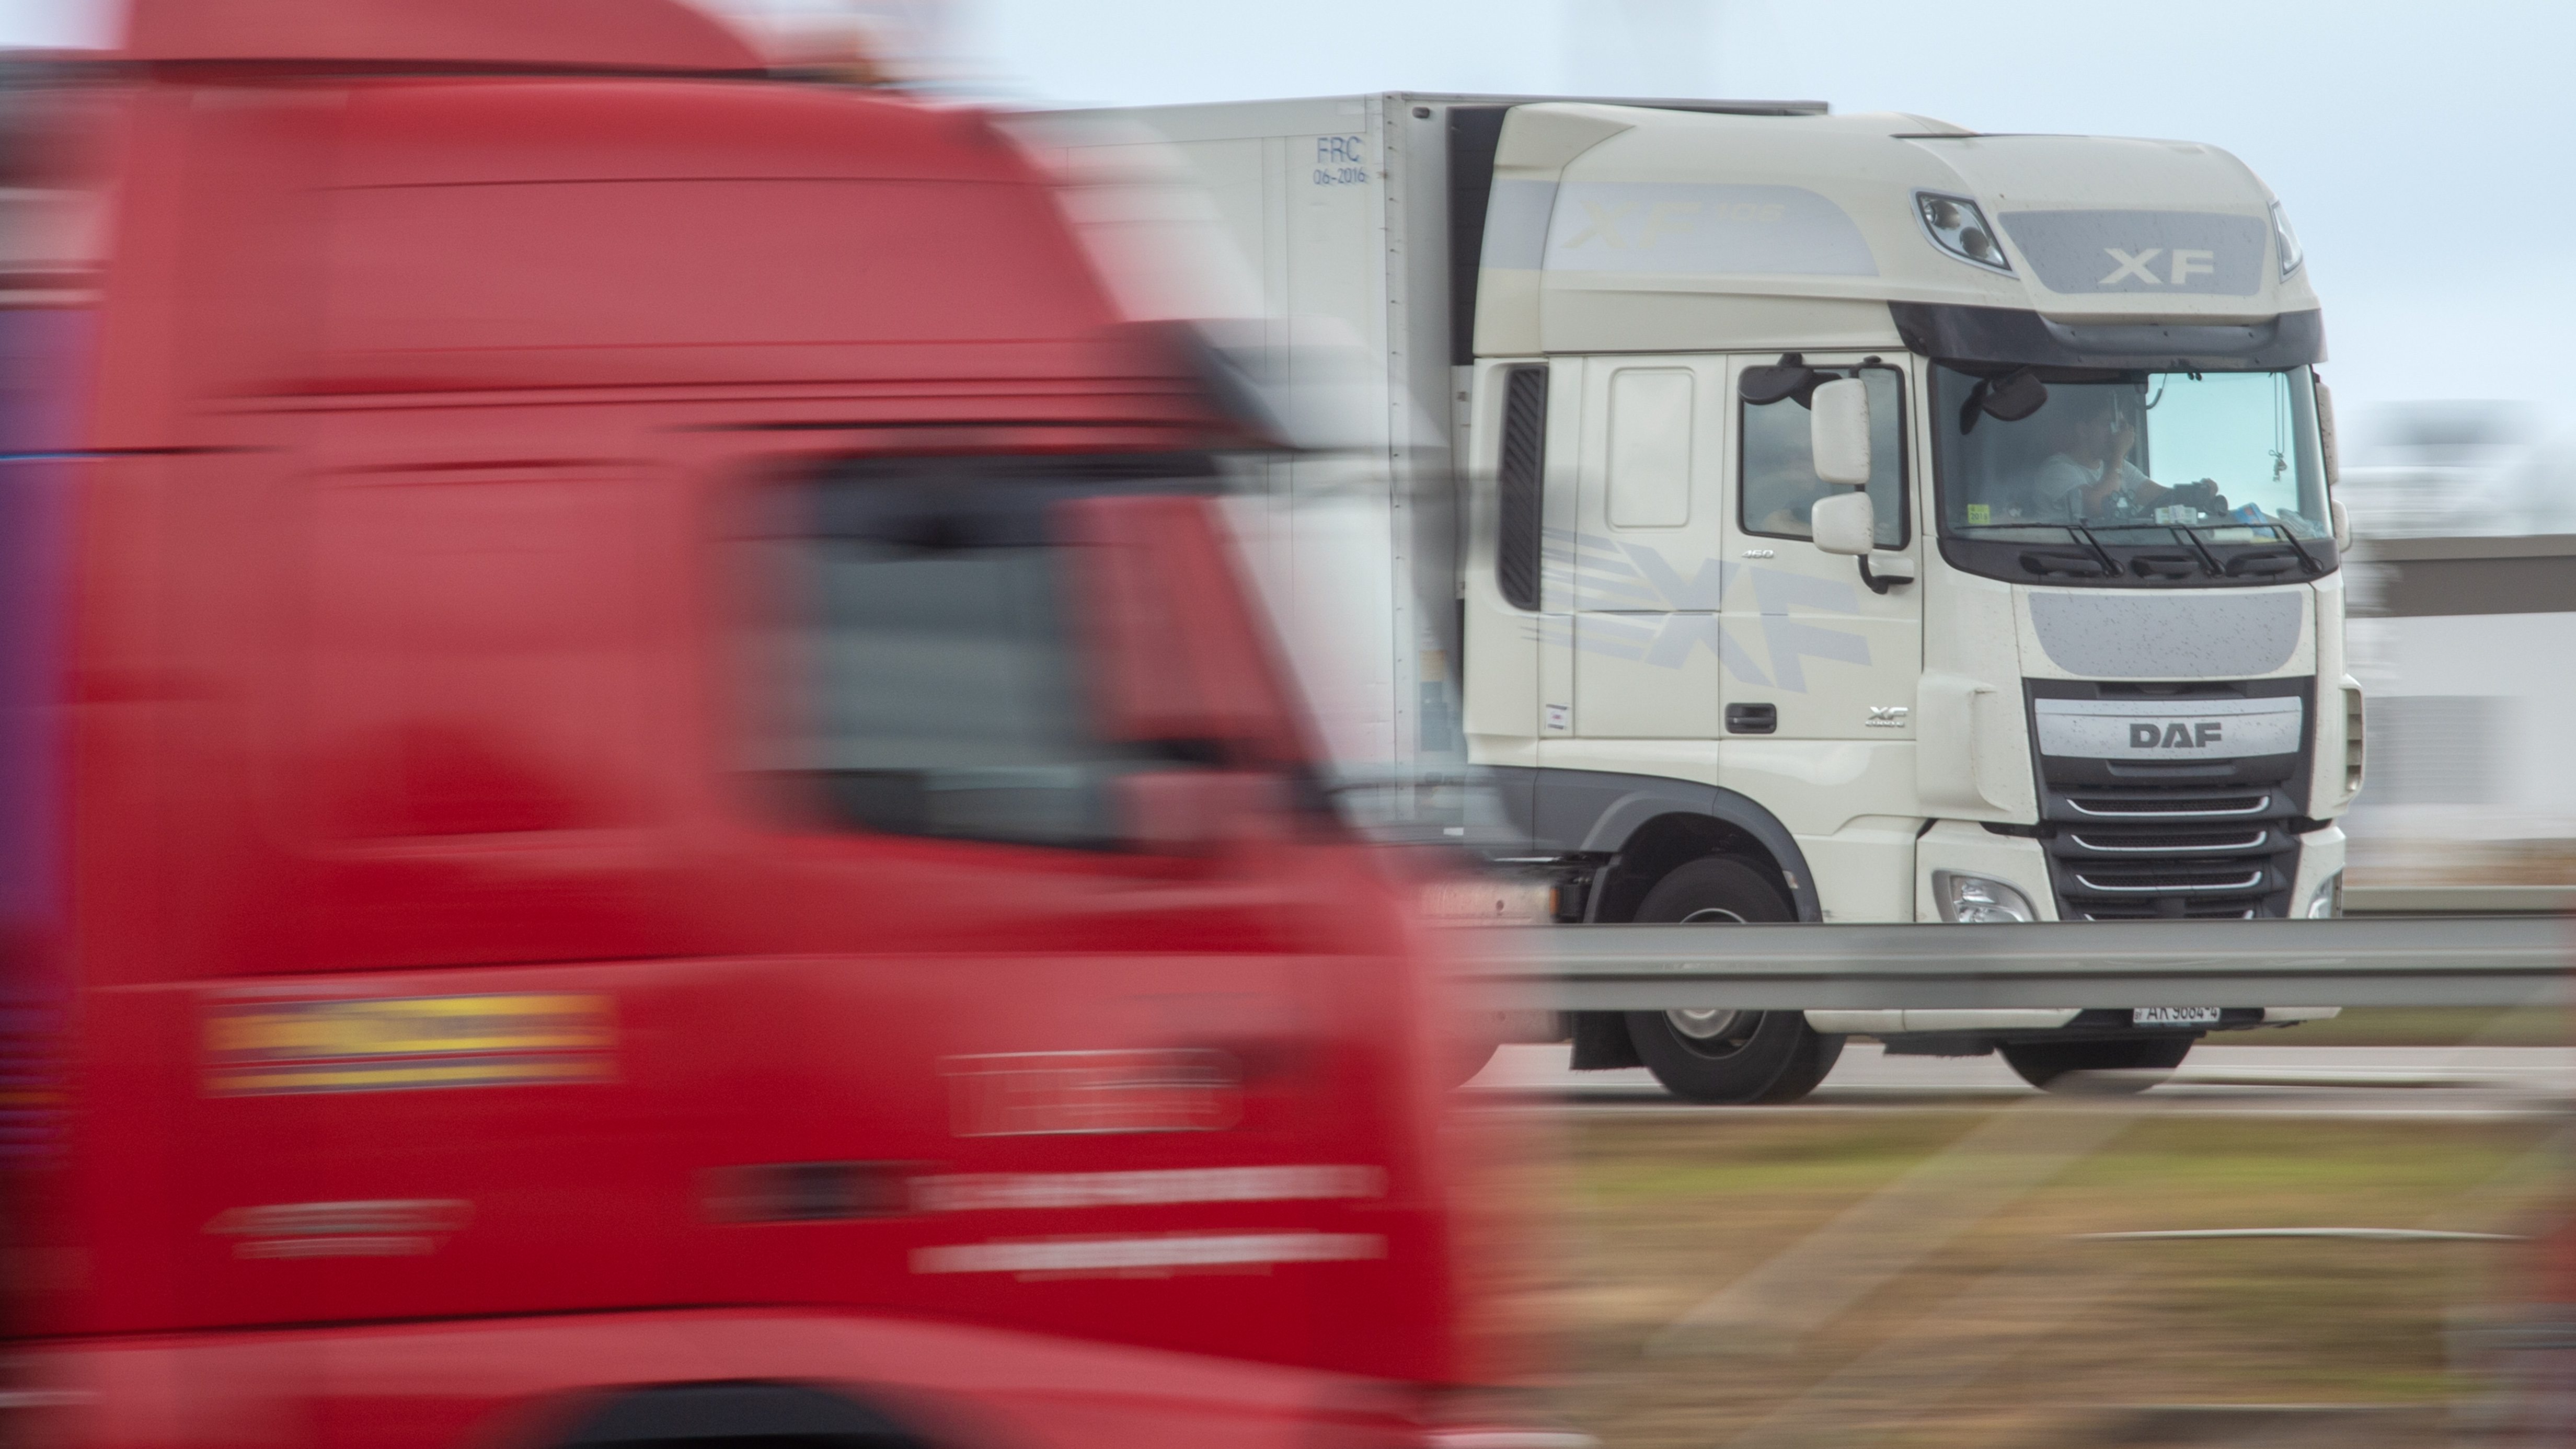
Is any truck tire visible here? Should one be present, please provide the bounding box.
[2000,1035,2195,1093]
[1620,857,1844,1104]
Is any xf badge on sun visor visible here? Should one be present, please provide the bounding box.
[1997,210,2270,296]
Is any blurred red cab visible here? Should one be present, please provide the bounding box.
[0,4,1533,1446]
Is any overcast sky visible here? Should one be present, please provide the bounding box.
[12,0,2566,447]
[953,0,2571,447]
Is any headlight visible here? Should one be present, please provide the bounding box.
[2270,199,2304,277]
[1934,871,2037,924]
[1915,191,2012,274]
[2305,870,2343,918]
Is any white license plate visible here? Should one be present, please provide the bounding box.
[2133,1007,2223,1026]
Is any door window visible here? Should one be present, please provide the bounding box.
[1740,365,1908,548]
[740,454,1225,850]
[1606,367,1695,528]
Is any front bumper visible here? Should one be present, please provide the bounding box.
[1805,824,2350,1040]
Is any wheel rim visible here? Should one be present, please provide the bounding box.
[1665,906,1755,1055]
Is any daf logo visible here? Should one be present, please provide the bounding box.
[2133,721,2224,749]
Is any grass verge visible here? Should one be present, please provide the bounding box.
[2256,1005,2568,1047]
[1513,1110,2569,1449]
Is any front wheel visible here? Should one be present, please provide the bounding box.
[1620,857,1843,1104]
[2000,1035,2195,1094]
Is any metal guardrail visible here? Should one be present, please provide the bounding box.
[2344,884,2576,916]
[1473,917,2571,1011]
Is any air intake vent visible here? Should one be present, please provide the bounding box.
[2042,783,2298,919]
[2063,790,2271,819]
[1496,366,1547,612]
[2069,865,2270,894]
[2078,903,2261,922]
[2064,829,2271,854]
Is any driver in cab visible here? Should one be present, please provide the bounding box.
[2032,393,2225,522]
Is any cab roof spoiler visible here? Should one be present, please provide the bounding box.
[119,0,766,75]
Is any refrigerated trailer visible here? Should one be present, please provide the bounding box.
[1024,95,2362,1102]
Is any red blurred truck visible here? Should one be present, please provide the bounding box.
[0,4,1532,1445]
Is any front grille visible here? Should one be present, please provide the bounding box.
[2030,681,2313,922]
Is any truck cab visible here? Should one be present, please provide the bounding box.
[2,12,1525,1446]
[1037,96,2356,1101]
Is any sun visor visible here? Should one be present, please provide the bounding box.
[1889,302,2325,372]
[120,0,766,73]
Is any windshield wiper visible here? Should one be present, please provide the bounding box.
[2062,522,2122,577]
[2170,526,2226,576]
[2271,525,2330,575]
[2084,518,2221,576]
[2188,522,2326,578]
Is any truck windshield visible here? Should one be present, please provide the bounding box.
[1931,366,2336,586]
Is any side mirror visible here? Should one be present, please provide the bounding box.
[1811,490,1876,557]
[2315,378,2340,486]
[2316,377,2349,550]
[1809,377,1872,486]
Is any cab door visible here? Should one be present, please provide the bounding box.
[1717,354,1924,744]
[684,455,1395,1374]
[1565,355,1733,743]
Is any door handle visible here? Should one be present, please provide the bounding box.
[1726,703,1777,735]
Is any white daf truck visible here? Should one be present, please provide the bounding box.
[1025,95,2360,1102]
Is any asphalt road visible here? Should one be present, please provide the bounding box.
[1466,1042,2576,1119]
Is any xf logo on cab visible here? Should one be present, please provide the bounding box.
[2133,721,2223,749]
